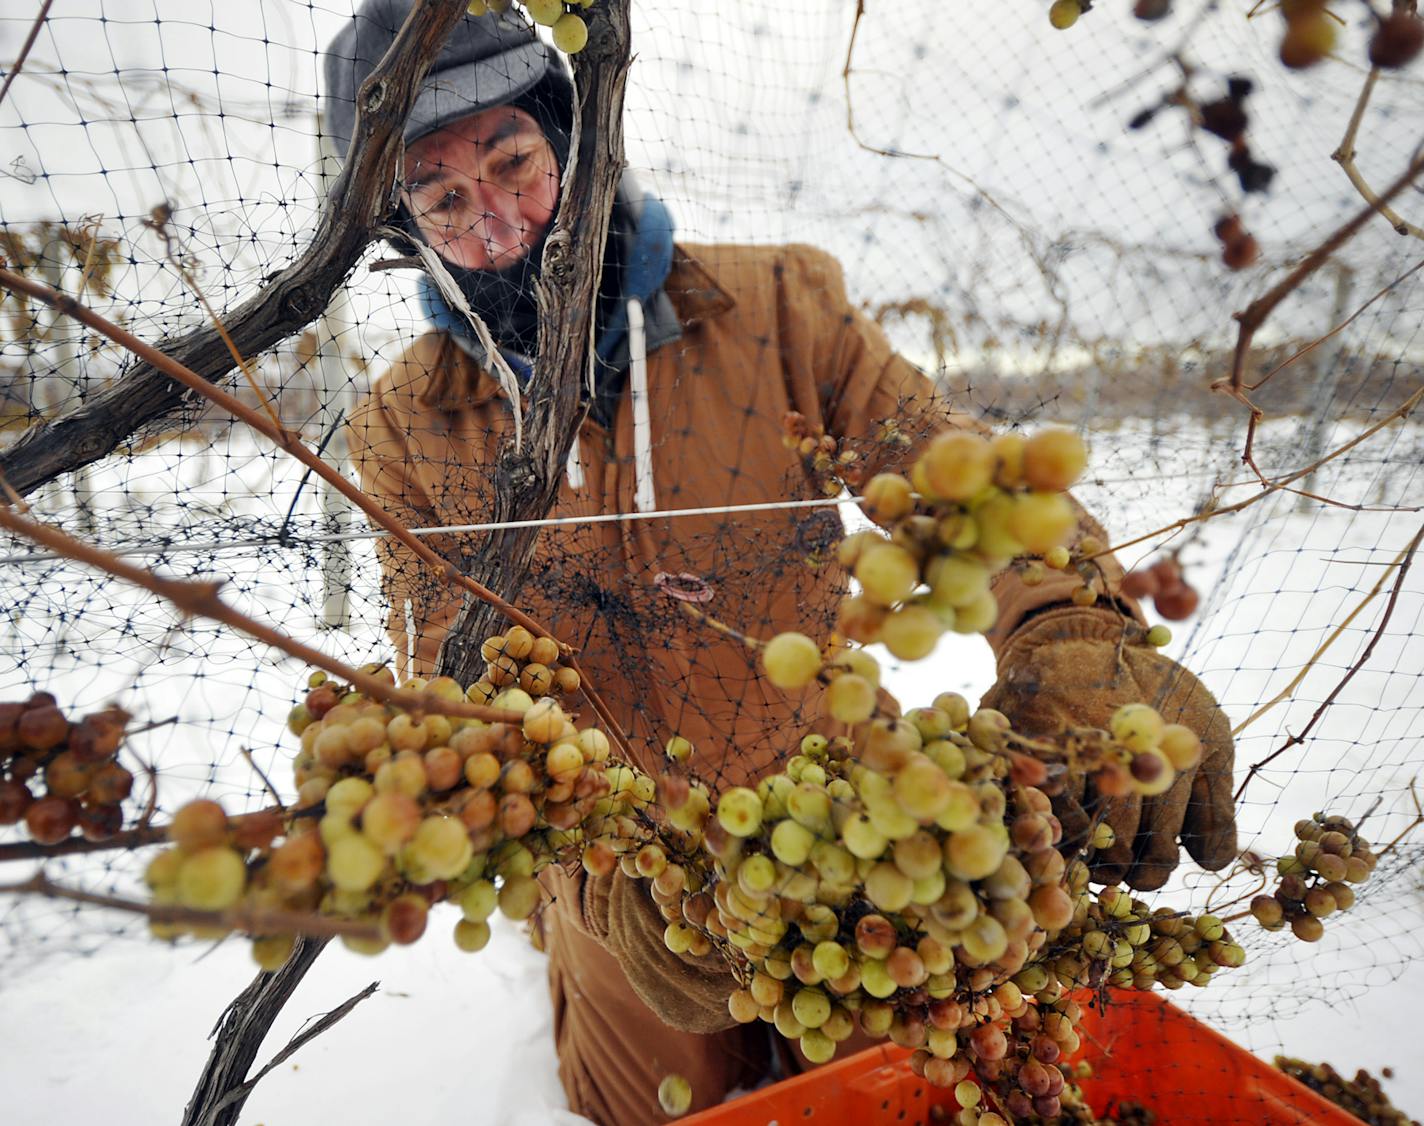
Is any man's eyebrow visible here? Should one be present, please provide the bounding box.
[481,116,535,150]
[406,164,452,188]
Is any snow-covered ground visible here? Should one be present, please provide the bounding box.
[1,411,1422,1124]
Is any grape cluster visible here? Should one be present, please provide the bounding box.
[467,0,593,55]
[1249,814,1376,943]
[147,646,655,968]
[835,427,1088,661]
[1045,887,1242,996]
[782,410,867,496]
[0,693,133,845]
[1119,556,1199,621]
[955,891,1240,1119]
[1274,1058,1420,1126]
[642,662,1228,1106]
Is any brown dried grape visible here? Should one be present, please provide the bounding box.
[231,809,283,851]
[0,702,24,750]
[25,795,79,844]
[1120,570,1158,599]
[382,894,430,945]
[43,751,93,800]
[18,705,68,751]
[0,778,33,824]
[78,802,124,841]
[1222,233,1261,270]
[87,762,135,806]
[1368,11,1423,68]
[1154,583,1200,620]
[305,684,338,719]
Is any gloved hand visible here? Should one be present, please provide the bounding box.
[581,868,739,1034]
[982,604,1237,890]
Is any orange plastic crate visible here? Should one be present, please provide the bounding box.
[680,989,1356,1125]
[1073,990,1356,1124]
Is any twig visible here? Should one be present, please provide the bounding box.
[238,748,287,813]
[182,936,333,1126]
[0,500,524,724]
[0,0,55,110]
[145,205,288,436]
[277,407,346,545]
[841,2,937,162]
[1332,66,1424,241]
[0,821,168,862]
[367,256,424,272]
[1235,523,1424,801]
[1204,860,1269,915]
[674,601,764,650]
[1376,780,1423,858]
[1230,532,1419,736]
[1215,148,1424,474]
[432,1,634,689]
[0,806,295,863]
[0,267,569,653]
[563,654,638,768]
[0,870,381,940]
[1086,386,1424,561]
[1246,259,1424,394]
[197,981,380,1126]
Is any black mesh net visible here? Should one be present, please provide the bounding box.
[2,2,1423,1124]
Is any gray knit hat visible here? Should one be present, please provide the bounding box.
[322,0,566,158]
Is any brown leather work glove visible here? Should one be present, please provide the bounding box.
[581,869,739,1034]
[982,605,1237,891]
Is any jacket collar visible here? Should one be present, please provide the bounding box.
[664,246,736,326]
[423,243,736,412]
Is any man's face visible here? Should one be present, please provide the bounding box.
[401,106,560,272]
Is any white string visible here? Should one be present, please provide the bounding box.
[0,495,865,565]
[0,468,1266,567]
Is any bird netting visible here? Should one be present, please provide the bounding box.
[1,2,1422,1125]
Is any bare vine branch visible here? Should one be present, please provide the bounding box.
[0,870,381,941]
[1235,523,1424,801]
[195,982,381,1126]
[0,266,568,653]
[1332,66,1424,241]
[0,0,55,110]
[0,500,524,724]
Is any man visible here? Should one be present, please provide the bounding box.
[323,5,1236,1122]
